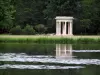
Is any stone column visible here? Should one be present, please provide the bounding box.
[62,22,66,35]
[68,22,73,35]
[68,22,70,35]
[56,22,61,35]
[56,22,58,35]
[70,21,73,35]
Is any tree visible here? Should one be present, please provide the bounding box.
[16,0,46,26]
[79,0,95,34]
[91,0,100,34]
[22,24,35,35]
[9,25,22,35]
[35,24,47,34]
[79,0,100,34]
[0,0,16,33]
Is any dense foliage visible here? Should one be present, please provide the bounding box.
[0,0,100,35]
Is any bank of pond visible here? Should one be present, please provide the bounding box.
[0,37,100,44]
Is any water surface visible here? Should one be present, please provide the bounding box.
[0,43,100,75]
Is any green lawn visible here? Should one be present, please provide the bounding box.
[0,35,100,44]
[0,35,100,39]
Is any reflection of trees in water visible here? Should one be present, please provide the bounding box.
[56,44,72,59]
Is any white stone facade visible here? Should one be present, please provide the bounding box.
[55,16,74,35]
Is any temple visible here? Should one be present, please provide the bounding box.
[55,16,74,35]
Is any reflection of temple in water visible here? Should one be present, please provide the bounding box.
[56,44,72,59]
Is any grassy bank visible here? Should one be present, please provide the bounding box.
[0,35,100,44]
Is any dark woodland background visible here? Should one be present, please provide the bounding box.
[0,0,100,35]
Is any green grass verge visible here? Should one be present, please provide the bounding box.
[0,36,100,44]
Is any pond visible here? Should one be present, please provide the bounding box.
[0,43,100,75]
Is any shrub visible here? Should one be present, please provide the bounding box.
[9,26,22,35]
[35,24,47,34]
[22,24,35,35]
